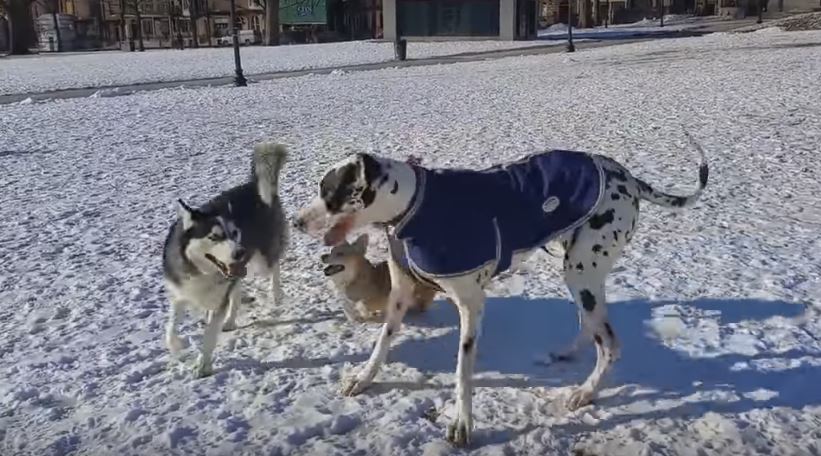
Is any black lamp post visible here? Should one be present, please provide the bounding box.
[659,0,664,27]
[567,0,575,52]
[757,0,764,23]
[229,0,247,87]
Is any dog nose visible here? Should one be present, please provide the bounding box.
[320,254,329,262]
[293,217,306,231]
[233,248,247,261]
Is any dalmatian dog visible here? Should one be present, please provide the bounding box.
[294,140,708,447]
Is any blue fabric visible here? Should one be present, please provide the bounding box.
[391,150,603,279]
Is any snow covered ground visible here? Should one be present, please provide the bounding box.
[537,14,727,39]
[2,28,821,455]
[0,40,554,96]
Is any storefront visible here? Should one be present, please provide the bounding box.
[383,0,536,40]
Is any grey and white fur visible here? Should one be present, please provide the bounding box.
[294,135,708,447]
[162,142,288,378]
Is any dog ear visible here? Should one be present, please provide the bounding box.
[353,233,369,253]
[355,153,382,186]
[177,199,201,229]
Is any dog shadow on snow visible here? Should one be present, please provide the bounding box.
[386,296,821,438]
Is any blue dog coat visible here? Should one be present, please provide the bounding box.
[389,150,604,282]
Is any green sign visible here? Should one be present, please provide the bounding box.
[280,0,327,25]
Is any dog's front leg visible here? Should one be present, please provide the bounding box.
[165,299,185,354]
[194,284,235,378]
[222,282,242,332]
[443,278,485,448]
[341,260,415,396]
[270,260,283,305]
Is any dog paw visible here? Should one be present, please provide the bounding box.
[221,320,238,332]
[340,375,371,396]
[566,386,594,411]
[166,335,185,354]
[446,418,471,448]
[193,356,213,378]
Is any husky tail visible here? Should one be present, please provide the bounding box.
[636,132,709,209]
[252,142,288,206]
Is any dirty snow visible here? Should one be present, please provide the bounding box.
[1,29,821,455]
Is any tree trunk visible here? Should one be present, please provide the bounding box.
[190,0,199,47]
[577,0,591,28]
[135,2,145,51]
[593,0,600,25]
[264,0,279,46]
[7,0,36,54]
[204,1,212,46]
[50,9,63,52]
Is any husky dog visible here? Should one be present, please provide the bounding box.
[321,233,436,323]
[162,143,288,378]
[295,139,707,446]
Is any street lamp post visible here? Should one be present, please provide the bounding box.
[229,0,247,87]
[659,0,664,27]
[757,0,764,24]
[567,0,575,52]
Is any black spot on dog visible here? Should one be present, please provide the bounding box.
[592,262,597,268]
[637,180,652,194]
[605,167,628,182]
[576,262,584,271]
[603,250,609,256]
[631,219,636,231]
[361,187,376,207]
[320,163,358,213]
[390,181,399,194]
[632,197,640,210]
[589,209,615,230]
[617,184,630,196]
[611,193,620,201]
[592,244,603,253]
[581,290,596,311]
[570,228,580,249]
[669,196,687,207]
[564,253,570,261]
[387,327,394,337]
[378,175,390,187]
[604,322,614,339]
[594,334,603,345]
[462,337,474,353]
[699,163,709,187]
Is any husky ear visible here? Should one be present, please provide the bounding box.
[353,233,369,253]
[177,199,199,229]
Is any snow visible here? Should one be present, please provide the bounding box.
[0,40,555,96]
[537,14,721,38]
[2,29,821,455]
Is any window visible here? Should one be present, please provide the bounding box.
[142,19,154,37]
[398,0,500,37]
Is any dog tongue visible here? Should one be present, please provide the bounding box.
[323,216,354,246]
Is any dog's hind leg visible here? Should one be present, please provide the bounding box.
[341,260,416,396]
[165,299,185,354]
[561,227,625,409]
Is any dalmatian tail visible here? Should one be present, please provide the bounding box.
[252,142,289,206]
[636,133,709,209]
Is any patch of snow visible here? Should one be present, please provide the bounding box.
[1,28,820,455]
[0,40,558,96]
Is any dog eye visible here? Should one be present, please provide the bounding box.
[208,232,225,242]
